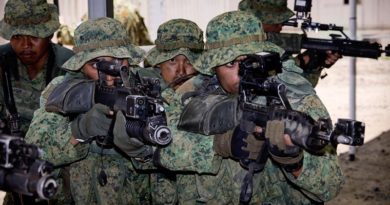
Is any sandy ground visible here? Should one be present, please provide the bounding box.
[316,56,390,205]
[315,56,390,155]
[0,56,389,204]
[326,130,390,205]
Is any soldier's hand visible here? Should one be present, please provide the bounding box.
[214,126,264,162]
[265,120,303,164]
[71,104,113,143]
[113,111,153,158]
[324,51,341,67]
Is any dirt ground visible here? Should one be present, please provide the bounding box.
[315,55,390,205]
[326,130,390,205]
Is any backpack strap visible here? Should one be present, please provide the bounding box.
[0,51,22,136]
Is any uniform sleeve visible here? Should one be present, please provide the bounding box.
[25,75,89,166]
[278,66,344,202]
[283,150,344,202]
[287,95,344,202]
[25,107,89,166]
[155,88,222,174]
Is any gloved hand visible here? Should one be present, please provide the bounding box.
[265,119,303,168]
[71,103,113,142]
[213,130,234,158]
[213,127,264,160]
[113,111,153,158]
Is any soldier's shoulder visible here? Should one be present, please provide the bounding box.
[0,43,12,54]
[277,59,316,96]
[51,43,75,65]
[41,76,66,104]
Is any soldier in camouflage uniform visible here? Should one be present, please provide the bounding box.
[0,0,73,134]
[0,0,74,204]
[148,11,344,204]
[135,18,216,204]
[25,17,152,205]
[238,0,341,87]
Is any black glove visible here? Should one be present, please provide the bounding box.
[71,104,113,143]
[113,111,153,158]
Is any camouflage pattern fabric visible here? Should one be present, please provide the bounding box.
[0,0,60,40]
[114,1,153,46]
[162,61,344,204]
[0,43,74,134]
[158,86,222,173]
[238,0,294,24]
[25,73,151,205]
[159,11,344,204]
[266,32,303,54]
[194,11,284,75]
[239,2,326,87]
[146,19,204,67]
[301,67,323,87]
[266,31,324,87]
[56,25,75,46]
[69,152,150,205]
[25,17,151,204]
[62,17,145,71]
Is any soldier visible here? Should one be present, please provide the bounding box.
[114,3,153,46]
[150,11,344,204]
[0,0,73,135]
[123,18,214,205]
[25,17,152,205]
[238,0,341,87]
[0,0,74,204]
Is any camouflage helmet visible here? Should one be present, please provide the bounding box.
[62,17,145,71]
[146,18,204,67]
[0,0,60,40]
[238,0,294,24]
[194,11,284,75]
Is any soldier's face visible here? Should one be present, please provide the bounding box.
[215,56,247,94]
[82,57,128,86]
[10,35,51,65]
[262,23,283,33]
[158,54,197,89]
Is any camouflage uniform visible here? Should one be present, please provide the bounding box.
[155,11,344,204]
[135,19,217,205]
[0,0,73,204]
[0,0,74,134]
[238,0,324,87]
[25,18,150,205]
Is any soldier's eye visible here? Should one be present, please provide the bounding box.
[11,35,21,40]
[225,60,237,68]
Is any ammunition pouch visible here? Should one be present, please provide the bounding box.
[178,94,240,135]
[45,79,95,114]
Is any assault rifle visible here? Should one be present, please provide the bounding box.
[0,134,57,200]
[45,61,172,147]
[236,52,363,204]
[274,0,390,68]
[238,53,365,151]
[94,60,172,146]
